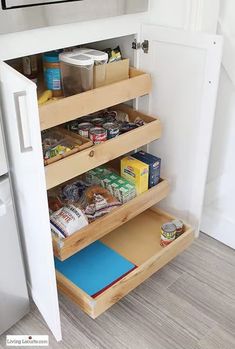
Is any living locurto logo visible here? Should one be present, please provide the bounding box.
[6,335,49,346]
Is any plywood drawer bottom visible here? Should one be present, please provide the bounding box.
[56,208,194,318]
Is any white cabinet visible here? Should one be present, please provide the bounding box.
[0,63,61,341]
[0,23,222,341]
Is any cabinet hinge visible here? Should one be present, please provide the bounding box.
[132,39,149,54]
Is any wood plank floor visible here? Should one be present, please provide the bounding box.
[1,233,235,349]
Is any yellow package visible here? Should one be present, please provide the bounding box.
[121,156,149,195]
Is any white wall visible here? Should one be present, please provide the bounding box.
[202,0,235,248]
[148,0,219,33]
[0,0,220,60]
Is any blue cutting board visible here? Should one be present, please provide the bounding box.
[55,241,136,298]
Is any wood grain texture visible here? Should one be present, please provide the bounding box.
[53,180,170,261]
[40,68,152,131]
[1,233,235,349]
[45,107,161,189]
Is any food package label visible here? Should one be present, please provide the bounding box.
[50,205,88,238]
[121,156,148,195]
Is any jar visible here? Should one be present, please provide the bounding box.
[43,51,62,97]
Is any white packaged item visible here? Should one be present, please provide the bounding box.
[50,204,88,238]
[59,52,94,96]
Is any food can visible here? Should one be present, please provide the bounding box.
[103,122,119,139]
[78,122,93,138]
[160,222,176,247]
[92,118,105,127]
[119,122,138,134]
[103,110,117,122]
[89,127,107,144]
[68,120,79,132]
[172,219,184,238]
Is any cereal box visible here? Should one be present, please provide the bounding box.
[132,151,161,188]
[121,156,149,195]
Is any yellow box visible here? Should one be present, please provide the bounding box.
[121,156,149,195]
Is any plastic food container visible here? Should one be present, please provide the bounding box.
[43,51,62,97]
[74,48,108,86]
[74,48,108,65]
[59,52,94,97]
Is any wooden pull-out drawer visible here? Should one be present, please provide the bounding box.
[56,208,194,318]
[45,106,161,190]
[53,179,170,261]
[40,68,151,131]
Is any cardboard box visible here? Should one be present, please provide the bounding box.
[121,156,149,195]
[94,59,130,88]
[132,151,161,188]
[101,173,136,203]
[86,166,112,185]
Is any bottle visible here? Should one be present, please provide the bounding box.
[43,51,62,97]
[22,55,38,85]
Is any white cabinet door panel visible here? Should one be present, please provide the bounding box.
[0,62,61,341]
[139,25,223,232]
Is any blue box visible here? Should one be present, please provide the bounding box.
[132,151,161,188]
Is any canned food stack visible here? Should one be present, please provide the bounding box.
[160,219,185,247]
[66,109,145,145]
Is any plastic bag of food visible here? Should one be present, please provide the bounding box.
[48,195,63,214]
[60,180,90,203]
[80,185,121,221]
[50,204,88,238]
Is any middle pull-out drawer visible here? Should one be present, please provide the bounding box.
[45,106,161,190]
[56,208,194,319]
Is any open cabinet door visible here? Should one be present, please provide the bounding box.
[139,25,223,233]
[0,62,61,341]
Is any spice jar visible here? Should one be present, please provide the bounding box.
[22,55,38,85]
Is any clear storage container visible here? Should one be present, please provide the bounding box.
[59,52,94,97]
[74,48,108,86]
[75,48,108,65]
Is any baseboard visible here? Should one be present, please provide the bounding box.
[201,206,235,249]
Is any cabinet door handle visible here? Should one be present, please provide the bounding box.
[0,199,6,217]
[14,91,33,153]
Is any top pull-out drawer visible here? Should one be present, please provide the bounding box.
[39,68,151,131]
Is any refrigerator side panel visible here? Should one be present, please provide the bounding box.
[0,177,29,335]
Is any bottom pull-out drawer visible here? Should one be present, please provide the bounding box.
[56,208,194,318]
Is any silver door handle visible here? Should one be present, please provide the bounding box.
[0,199,6,216]
[14,91,33,153]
